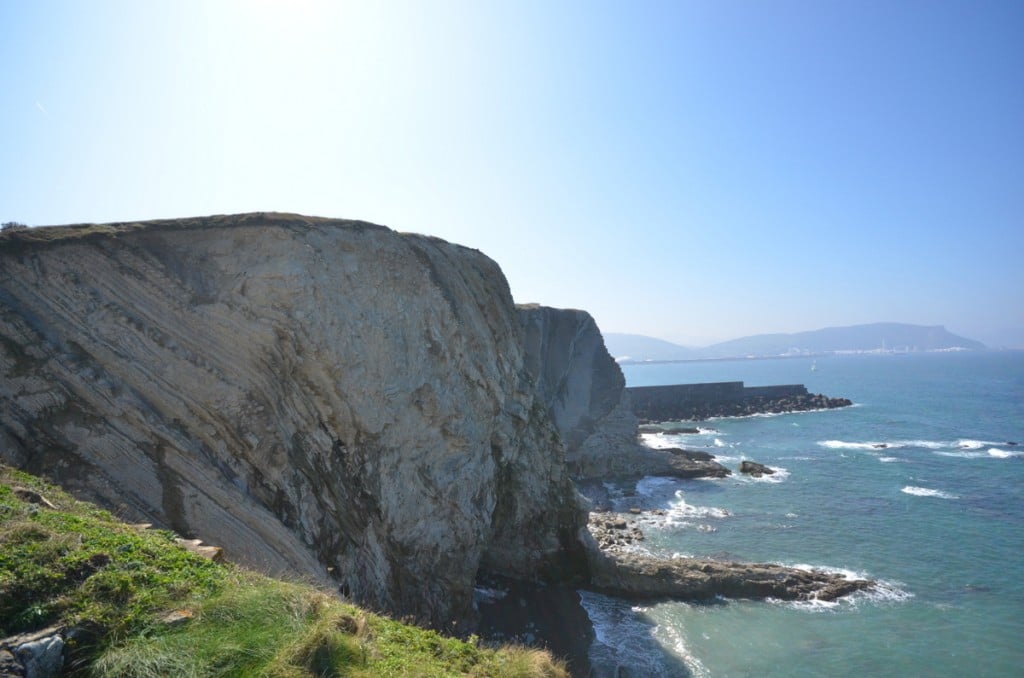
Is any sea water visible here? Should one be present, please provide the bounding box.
[584,351,1024,676]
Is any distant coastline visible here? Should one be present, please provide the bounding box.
[606,322,987,363]
[615,346,989,366]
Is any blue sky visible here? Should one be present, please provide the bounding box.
[2,1,1021,346]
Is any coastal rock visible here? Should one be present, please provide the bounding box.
[518,306,732,482]
[589,552,872,602]
[0,214,587,628]
[518,305,645,480]
[738,460,774,477]
[0,627,66,678]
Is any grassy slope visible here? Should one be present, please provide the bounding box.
[0,465,566,677]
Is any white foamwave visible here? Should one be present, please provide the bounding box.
[878,456,902,463]
[713,438,727,447]
[819,438,967,452]
[657,619,711,678]
[666,490,731,522]
[635,475,678,496]
[733,464,789,483]
[783,564,914,608]
[934,450,987,459]
[902,439,947,449]
[902,486,958,499]
[579,590,685,677]
[934,447,1022,460]
[818,440,889,451]
[639,433,672,449]
[956,439,993,450]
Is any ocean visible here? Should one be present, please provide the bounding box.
[583,351,1024,676]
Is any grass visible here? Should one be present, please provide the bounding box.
[0,212,387,247]
[0,465,567,677]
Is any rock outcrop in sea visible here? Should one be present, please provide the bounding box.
[519,305,731,481]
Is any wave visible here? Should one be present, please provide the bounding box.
[955,439,1002,450]
[819,439,892,451]
[933,447,1021,460]
[657,490,731,527]
[902,485,958,499]
[819,438,1021,460]
[579,590,688,678]
[635,475,679,497]
[733,465,790,483]
[781,564,914,609]
[877,456,903,463]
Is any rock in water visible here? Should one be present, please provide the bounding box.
[0,214,588,628]
[589,552,872,602]
[739,460,775,477]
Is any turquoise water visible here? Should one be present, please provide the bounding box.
[584,351,1024,676]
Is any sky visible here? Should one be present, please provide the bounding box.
[2,0,1022,347]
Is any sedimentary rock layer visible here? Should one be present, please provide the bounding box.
[0,213,587,627]
[517,305,647,479]
[589,552,872,602]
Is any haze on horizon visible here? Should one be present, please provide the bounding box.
[2,1,1021,347]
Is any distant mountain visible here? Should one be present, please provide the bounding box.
[698,323,984,358]
[602,333,695,362]
[608,323,985,362]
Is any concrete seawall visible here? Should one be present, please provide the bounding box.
[625,382,850,422]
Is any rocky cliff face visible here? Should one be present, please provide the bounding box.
[519,305,695,480]
[0,214,587,628]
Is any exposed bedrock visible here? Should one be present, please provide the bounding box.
[588,551,872,603]
[518,306,728,481]
[0,214,587,628]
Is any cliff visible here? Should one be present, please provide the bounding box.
[518,306,642,479]
[519,306,729,481]
[0,213,587,628]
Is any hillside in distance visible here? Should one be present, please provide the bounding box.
[607,323,985,362]
[601,333,696,362]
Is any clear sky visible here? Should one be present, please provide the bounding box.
[2,1,1022,346]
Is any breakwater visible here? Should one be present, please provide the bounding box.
[626,381,851,422]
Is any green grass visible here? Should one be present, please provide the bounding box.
[0,465,567,677]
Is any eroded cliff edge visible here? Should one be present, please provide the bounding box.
[519,305,730,481]
[0,214,587,628]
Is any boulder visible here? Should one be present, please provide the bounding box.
[739,460,774,477]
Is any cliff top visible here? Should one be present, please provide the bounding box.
[0,212,392,248]
[0,465,567,676]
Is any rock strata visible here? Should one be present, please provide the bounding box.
[589,552,872,602]
[518,305,647,481]
[0,214,587,628]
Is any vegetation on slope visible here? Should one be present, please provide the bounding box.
[0,465,566,677]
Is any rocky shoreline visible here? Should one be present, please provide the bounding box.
[585,510,871,603]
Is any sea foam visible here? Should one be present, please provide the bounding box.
[902,486,958,499]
